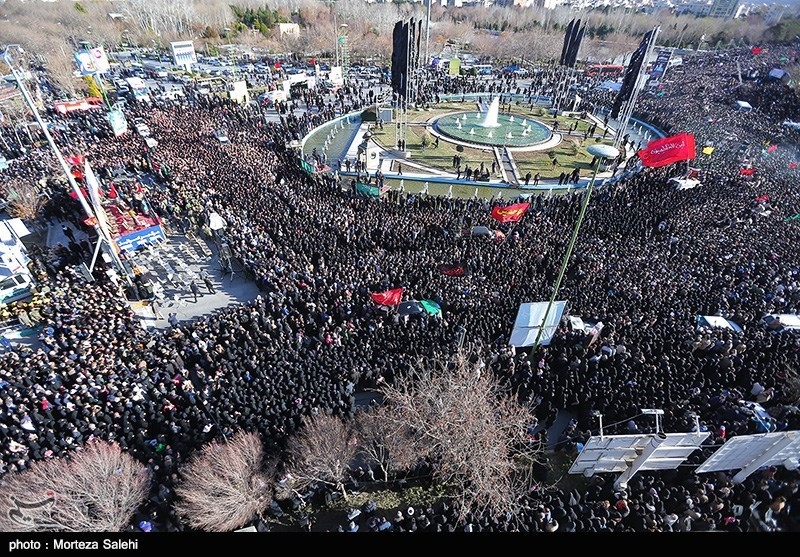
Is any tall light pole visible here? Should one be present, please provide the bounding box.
[2,44,131,286]
[331,2,340,69]
[339,24,349,87]
[531,143,620,351]
[425,0,431,67]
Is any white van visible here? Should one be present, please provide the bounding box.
[0,273,34,306]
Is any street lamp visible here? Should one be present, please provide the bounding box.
[1,44,131,286]
[531,143,620,351]
[339,24,349,87]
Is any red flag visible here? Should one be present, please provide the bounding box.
[371,287,403,306]
[751,46,763,55]
[740,168,755,176]
[439,263,468,277]
[65,154,85,167]
[756,195,770,203]
[766,144,778,153]
[637,132,696,168]
[68,187,90,200]
[108,181,118,199]
[491,202,530,223]
[83,216,98,227]
[789,162,798,169]
[135,182,143,194]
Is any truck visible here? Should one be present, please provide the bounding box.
[124,77,151,103]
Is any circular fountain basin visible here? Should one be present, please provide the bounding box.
[434,112,552,148]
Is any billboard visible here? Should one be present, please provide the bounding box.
[107,109,128,136]
[171,40,197,69]
[648,49,672,86]
[448,58,461,76]
[74,47,110,75]
[89,47,111,74]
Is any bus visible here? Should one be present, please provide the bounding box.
[585,64,625,79]
[124,77,151,103]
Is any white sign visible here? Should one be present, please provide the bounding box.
[171,41,197,68]
[329,66,344,87]
[89,47,111,74]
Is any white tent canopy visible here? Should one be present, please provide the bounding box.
[509,301,567,347]
[697,315,742,333]
[734,100,753,112]
[764,314,800,331]
[670,177,701,191]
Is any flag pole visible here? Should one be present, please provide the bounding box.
[614,26,660,151]
[531,144,619,352]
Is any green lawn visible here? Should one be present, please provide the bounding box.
[367,102,616,183]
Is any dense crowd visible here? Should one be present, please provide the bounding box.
[0,45,799,533]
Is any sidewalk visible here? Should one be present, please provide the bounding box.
[337,125,617,193]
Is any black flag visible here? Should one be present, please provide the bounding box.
[565,22,585,68]
[559,19,575,67]
[610,28,656,118]
[415,18,423,70]
[391,21,410,99]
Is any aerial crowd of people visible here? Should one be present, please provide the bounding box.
[0,43,799,533]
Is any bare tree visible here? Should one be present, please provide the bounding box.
[284,413,359,502]
[0,439,150,532]
[377,353,543,522]
[2,177,47,221]
[173,430,274,532]
[44,43,83,99]
[353,403,420,483]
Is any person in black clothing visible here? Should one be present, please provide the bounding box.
[189,280,202,302]
[203,276,216,294]
[62,224,76,243]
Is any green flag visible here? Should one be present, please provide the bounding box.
[785,213,800,222]
[356,182,380,196]
[301,158,316,175]
[420,299,441,316]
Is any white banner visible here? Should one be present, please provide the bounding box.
[84,161,111,240]
[89,47,111,74]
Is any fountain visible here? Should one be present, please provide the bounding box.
[433,97,553,148]
[482,97,501,128]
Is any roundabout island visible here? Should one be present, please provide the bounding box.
[301,93,661,199]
